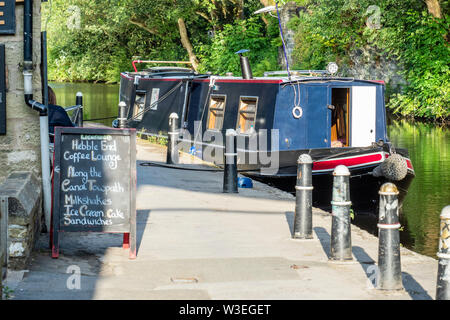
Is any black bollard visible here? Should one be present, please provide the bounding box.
[330,165,353,261]
[292,154,313,239]
[377,182,403,290]
[223,129,238,193]
[166,113,180,164]
[436,205,450,300]
[118,101,127,129]
[75,92,83,127]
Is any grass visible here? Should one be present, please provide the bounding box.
[137,129,168,146]
[1,285,14,300]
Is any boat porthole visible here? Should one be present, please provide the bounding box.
[292,106,303,119]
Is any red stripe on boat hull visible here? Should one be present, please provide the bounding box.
[195,79,283,84]
[312,154,383,171]
[406,159,413,170]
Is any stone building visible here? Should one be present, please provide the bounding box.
[0,1,43,270]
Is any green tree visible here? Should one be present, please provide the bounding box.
[43,0,449,121]
[289,0,449,121]
[197,16,279,76]
[43,0,271,81]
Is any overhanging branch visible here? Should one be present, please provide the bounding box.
[129,19,158,35]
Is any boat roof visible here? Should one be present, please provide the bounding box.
[143,66,194,73]
[121,71,385,85]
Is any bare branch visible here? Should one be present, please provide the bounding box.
[196,11,213,24]
[424,0,442,18]
[129,19,158,35]
[177,18,199,71]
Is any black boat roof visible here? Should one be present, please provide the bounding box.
[121,71,384,86]
[143,66,194,73]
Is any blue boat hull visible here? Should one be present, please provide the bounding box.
[118,70,415,209]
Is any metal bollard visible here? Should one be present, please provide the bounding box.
[118,101,127,129]
[436,205,450,300]
[293,154,313,239]
[75,92,83,127]
[330,165,352,261]
[166,113,180,164]
[377,182,403,290]
[223,129,238,193]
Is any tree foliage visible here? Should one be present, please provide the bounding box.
[43,0,449,120]
[198,17,280,75]
[43,0,272,82]
[289,0,449,121]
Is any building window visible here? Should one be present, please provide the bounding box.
[207,95,226,130]
[133,91,146,121]
[237,96,258,134]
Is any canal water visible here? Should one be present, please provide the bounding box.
[387,117,449,257]
[50,82,119,127]
[50,82,450,258]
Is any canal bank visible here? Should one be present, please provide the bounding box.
[50,82,450,259]
[4,139,439,300]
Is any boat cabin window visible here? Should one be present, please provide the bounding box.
[133,91,146,121]
[330,88,349,147]
[237,96,258,134]
[207,94,226,131]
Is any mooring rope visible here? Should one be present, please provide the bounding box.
[125,80,184,124]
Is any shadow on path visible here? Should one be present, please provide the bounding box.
[314,227,331,259]
[284,211,295,236]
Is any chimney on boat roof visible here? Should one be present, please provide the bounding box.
[235,49,253,80]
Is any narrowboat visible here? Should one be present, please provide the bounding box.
[115,59,415,210]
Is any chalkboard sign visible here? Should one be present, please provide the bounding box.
[51,127,137,259]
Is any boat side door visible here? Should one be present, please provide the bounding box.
[305,85,330,148]
[350,86,377,147]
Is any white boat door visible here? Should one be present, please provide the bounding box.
[351,86,377,147]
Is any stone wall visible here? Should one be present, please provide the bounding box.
[0,2,43,270]
[0,172,41,269]
[278,2,297,70]
[0,1,43,183]
[280,2,406,88]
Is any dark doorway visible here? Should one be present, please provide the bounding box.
[331,88,349,147]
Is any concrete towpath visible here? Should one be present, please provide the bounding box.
[6,139,439,300]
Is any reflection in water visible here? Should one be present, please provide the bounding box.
[49,82,120,127]
[388,118,449,258]
[50,82,450,258]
